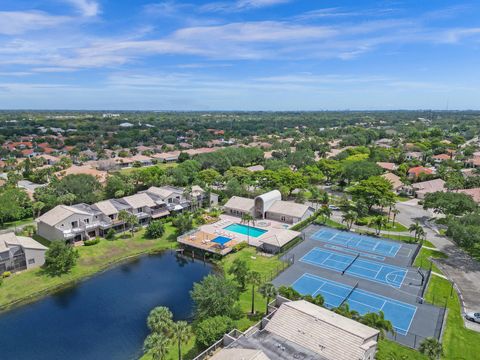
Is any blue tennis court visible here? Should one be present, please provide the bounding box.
[300,248,407,288]
[292,273,417,335]
[312,229,401,257]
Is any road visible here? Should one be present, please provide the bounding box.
[396,200,480,331]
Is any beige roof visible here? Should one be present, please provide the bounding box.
[266,200,310,218]
[265,300,378,360]
[0,233,47,252]
[152,151,180,160]
[381,172,404,190]
[412,178,446,195]
[260,229,301,247]
[94,200,119,216]
[224,196,255,212]
[36,205,91,226]
[16,236,48,250]
[55,165,108,183]
[121,193,156,208]
[376,162,396,171]
[147,186,175,199]
[191,185,205,196]
[211,349,270,360]
[0,232,19,252]
[457,188,480,203]
[247,165,265,172]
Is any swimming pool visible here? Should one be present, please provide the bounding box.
[212,236,231,245]
[224,223,267,238]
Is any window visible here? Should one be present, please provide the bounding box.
[84,219,89,224]
[28,259,35,265]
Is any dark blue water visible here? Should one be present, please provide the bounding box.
[0,251,211,360]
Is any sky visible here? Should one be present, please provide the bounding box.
[1,0,480,110]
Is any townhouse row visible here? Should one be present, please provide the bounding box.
[36,185,207,243]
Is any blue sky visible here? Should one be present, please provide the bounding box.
[1,0,480,110]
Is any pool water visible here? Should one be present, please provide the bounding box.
[212,236,231,245]
[224,223,267,238]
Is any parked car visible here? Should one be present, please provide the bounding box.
[465,312,480,323]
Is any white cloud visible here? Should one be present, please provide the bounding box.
[201,0,290,12]
[0,11,69,35]
[63,0,100,17]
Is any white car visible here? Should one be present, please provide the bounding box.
[465,312,480,323]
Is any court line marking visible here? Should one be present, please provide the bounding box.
[300,248,407,288]
[292,273,417,334]
[312,228,402,257]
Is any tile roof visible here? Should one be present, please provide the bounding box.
[265,300,378,360]
[224,196,255,212]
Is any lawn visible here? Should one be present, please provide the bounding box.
[413,247,447,273]
[376,339,427,360]
[0,223,178,311]
[0,217,34,230]
[425,274,480,360]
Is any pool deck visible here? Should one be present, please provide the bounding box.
[177,214,300,255]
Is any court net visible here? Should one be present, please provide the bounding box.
[339,281,359,307]
[342,253,360,275]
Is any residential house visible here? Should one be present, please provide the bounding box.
[456,188,480,203]
[405,151,423,161]
[152,151,180,163]
[91,199,132,232]
[201,299,379,360]
[246,165,265,172]
[144,185,201,212]
[410,178,446,199]
[36,204,108,242]
[432,153,451,163]
[0,232,47,274]
[408,166,433,179]
[118,193,158,225]
[54,165,109,184]
[376,162,397,171]
[381,172,404,192]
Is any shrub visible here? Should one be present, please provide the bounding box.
[105,228,116,240]
[2,271,12,278]
[195,316,235,349]
[84,237,100,246]
[145,220,165,239]
[44,241,79,276]
[232,242,249,252]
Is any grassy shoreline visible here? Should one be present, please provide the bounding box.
[0,224,178,312]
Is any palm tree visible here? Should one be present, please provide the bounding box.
[247,271,262,314]
[409,222,425,243]
[172,321,191,360]
[259,282,277,315]
[147,306,173,335]
[318,205,332,224]
[334,303,360,320]
[360,311,394,339]
[391,208,400,226]
[143,333,170,360]
[419,337,443,360]
[371,216,388,235]
[342,210,357,230]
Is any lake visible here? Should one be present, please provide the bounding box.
[0,251,212,360]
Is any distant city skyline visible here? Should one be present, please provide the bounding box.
[1,0,480,110]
